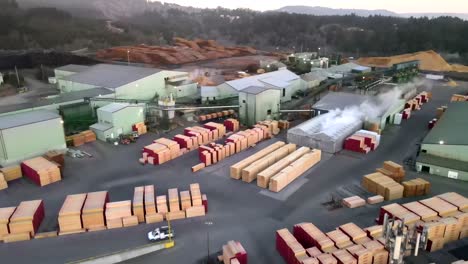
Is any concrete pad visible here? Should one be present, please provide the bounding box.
[259,178,308,201]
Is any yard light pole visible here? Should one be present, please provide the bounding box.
[205,221,213,264]
[127,49,130,65]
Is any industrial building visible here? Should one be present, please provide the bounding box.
[90,103,145,141]
[325,63,370,79]
[0,110,66,166]
[238,86,281,126]
[56,64,198,101]
[416,102,468,181]
[202,69,306,103]
[54,64,91,80]
[301,69,329,89]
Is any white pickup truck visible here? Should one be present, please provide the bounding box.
[147,226,174,242]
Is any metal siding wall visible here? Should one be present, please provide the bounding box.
[421,144,468,162]
[238,93,247,125]
[1,119,66,165]
[116,73,165,100]
[416,162,468,181]
[112,107,145,135]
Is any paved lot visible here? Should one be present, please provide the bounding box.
[0,81,468,263]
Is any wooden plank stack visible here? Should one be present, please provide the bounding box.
[82,191,109,230]
[224,119,240,132]
[439,217,461,243]
[190,183,202,206]
[44,150,65,167]
[364,226,383,239]
[339,223,367,243]
[105,201,132,229]
[133,187,145,223]
[257,147,310,189]
[332,249,357,264]
[276,228,308,264]
[293,223,335,252]
[0,207,16,241]
[242,143,297,183]
[342,196,366,209]
[450,94,468,102]
[378,203,421,225]
[402,178,431,197]
[344,130,380,154]
[132,122,147,135]
[367,195,384,205]
[0,165,22,182]
[168,188,180,212]
[438,192,468,211]
[361,172,404,201]
[198,110,235,122]
[346,245,372,264]
[278,120,290,130]
[58,194,87,234]
[68,133,85,147]
[376,161,405,183]
[326,230,353,249]
[419,197,459,217]
[9,200,45,236]
[269,149,321,192]
[402,202,439,221]
[230,141,286,179]
[204,122,227,139]
[220,240,247,264]
[362,240,388,264]
[80,130,97,143]
[0,173,7,190]
[21,157,62,186]
[180,191,192,210]
[257,120,280,135]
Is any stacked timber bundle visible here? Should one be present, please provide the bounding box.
[401,202,439,221]
[224,119,240,132]
[419,197,459,217]
[342,196,366,208]
[0,207,16,241]
[156,195,168,217]
[80,130,97,143]
[21,157,62,186]
[198,143,228,165]
[105,201,132,229]
[186,183,205,218]
[204,122,227,138]
[316,253,338,264]
[326,230,353,249]
[219,240,247,264]
[332,249,357,264]
[198,110,235,122]
[402,108,412,120]
[338,223,367,244]
[438,192,468,211]
[269,149,321,192]
[154,138,181,160]
[376,161,405,182]
[141,140,174,165]
[168,188,180,212]
[451,94,468,102]
[402,178,431,197]
[133,187,145,223]
[44,150,65,167]
[8,200,44,237]
[230,141,286,179]
[278,120,290,130]
[362,240,388,264]
[0,173,7,190]
[144,185,157,216]
[82,191,109,230]
[241,143,297,183]
[132,122,147,135]
[257,120,280,135]
[180,191,192,210]
[377,203,421,225]
[276,228,308,264]
[0,165,22,182]
[185,126,212,145]
[293,223,335,252]
[436,106,447,119]
[361,172,404,201]
[173,134,195,150]
[257,147,310,189]
[68,134,85,147]
[366,195,384,205]
[363,226,383,239]
[344,130,380,154]
[439,217,461,243]
[346,245,372,264]
[58,194,87,234]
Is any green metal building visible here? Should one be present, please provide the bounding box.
[90,103,145,141]
[416,102,468,181]
[238,86,281,126]
[0,110,66,166]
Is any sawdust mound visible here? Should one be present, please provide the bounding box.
[357,50,468,73]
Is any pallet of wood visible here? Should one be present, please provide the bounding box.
[276,228,307,264]
[9,200,45,236]
[257,120,280,135]
[338,223,367,243]
[80,130,97,143]
[362,240,388,264]
[438,192,468,211]
[402,178,430,197]
[293,223,335,252]
[133,187,145,223]
[332,249,357,264]
[82,191,109,229]
[0,207,16,241]
[361,172,404,201]
[342,196,366,208]
[144,185,156,215]
[168,188,180,212]
[21,157,62,186]
[0,173,7,190]
[326,230,353,249]
[401,202,439,221]
[58,193,87,233]
[220,240,247,264]
[190,183,202,206]
[346,244,372,264]
[376,161,405,182]
[419,197,459,218]
[364,225,383,239]
[105,200,132,229]
[132,122,147,135]
[224,119,240,132]
[378,203,420,225]
[269,149,321,192]
[156,195,168,216]
[0,165,22,182]
[186,205,205,218]
[367,195,384,205]
[241,143,296,183]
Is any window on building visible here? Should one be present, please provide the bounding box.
[267,109,272,115]
[242,100,246,103]
[421,149,427,153]
[282,88,286,97]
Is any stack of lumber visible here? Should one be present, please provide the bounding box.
[132,122,147,135]
[21,157,62,186]
[141,142,171,165]
[362,240,388,264]
[44,150,65,167]
[293,223,335,252]
[80,130,97,143]
[242,143,296,183]
[82,191,109,230]
[258,147,310,189]
[344,130,380,153]
[68,133,86,147]
[276,228,308,264]
[168,188,180,212]
[0,173,7,190]
[154,138,181,160]
[204,122,227,139]
[361,172,404,201]
[185,126,212,145]
[9,200,45,236]
[364,225,383,239]
[180,191,192,210]
[378,203,420,225]
[417,221,446,240]
[198,110,235,122]
[426,237,445,252]
[190,183,202,206]
[367,195,384,205]
[257,120,280,135]
[144,185,156,216]
[402,178,431,197]
[342,196,366,208]
[326,230,353,249]
[198,143,228,165]
[339,223,367,243]
[332,249,357,264]
[0,207,16,241]
[402,202,439,221]
[402,108,412,120]
[133,187,145,223]
[405,98,421,111]
[219,240,247,264]
[438,192,468,211]
[436,106,447,119]
[156,195,168,216]
[105,201,132,229]
[316,253,338,264]
[58,194,87,234]
[439,217,461,243]
[451,94,468,102]
[419,197,459,217]
[173,134,195,150]
[0,165,22,182]
[376,161,405,182]
[224,119,240,132]
[346,245,372,264]
[186,205,205,218]
[278,120,290,130]
[230,141,286,179]
[269,149,321,192]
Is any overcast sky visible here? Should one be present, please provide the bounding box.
[154,0,468,13]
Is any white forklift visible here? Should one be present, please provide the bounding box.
[147,225,174,242]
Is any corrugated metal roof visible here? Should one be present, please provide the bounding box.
[98,103,130,113]
[55,64,91,73]
[327,63,361,74]
[225,69,299,91]
[423,102,468,145]
[63,64,162,89]
[0,110,61,130]
[90,122,113,131]
[241,86,274,95]
[417,153,468,171]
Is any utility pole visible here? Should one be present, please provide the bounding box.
[205,221,213,264]
[14,66,20,88]
[127,49,130,65]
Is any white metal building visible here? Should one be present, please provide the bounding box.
[238,86,281,126]
[0,110,66,166]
